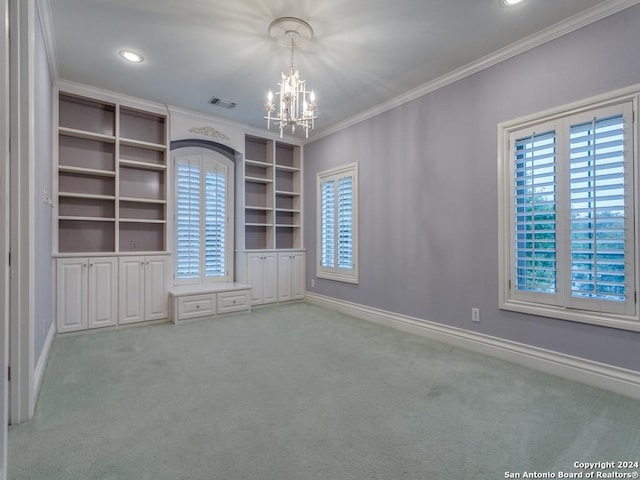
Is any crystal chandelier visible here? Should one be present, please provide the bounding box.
[265,17,318,138]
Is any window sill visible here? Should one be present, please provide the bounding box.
[317,271,359,284]
[500,299,640,332]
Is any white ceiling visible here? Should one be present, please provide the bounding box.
[44,0,628,139]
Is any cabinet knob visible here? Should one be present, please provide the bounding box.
[196,305,200,309]
[233,300,236,304]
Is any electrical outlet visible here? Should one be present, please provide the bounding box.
[471,308,480,323]
[130,241,138,251]
[311,278,315,288]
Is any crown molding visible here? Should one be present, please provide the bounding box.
[307,0,640,144]
[35,0,59,82]
[55,79,168,114]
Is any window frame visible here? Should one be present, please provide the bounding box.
[317,163,359,284]
[498,87,640,331]
[173,147,234,286]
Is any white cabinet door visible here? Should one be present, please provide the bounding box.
[119,255,168,324]
[57,256,118,332]
[291,252,305,300]
[277,252,305,302]
[119,257,145,325]
[145,256,168,321]
[87,257,117,329]
[247,253,277,305]
[56,258,88,333]
[247,253,264,305]
[277,254,292,302]
[262,253,277,304]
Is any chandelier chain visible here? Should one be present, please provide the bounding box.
[290,34,295,69]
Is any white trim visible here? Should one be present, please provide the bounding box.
[9,0,36,424]
[305,292,640,400]
[307,0,640,143]
[33,320,54,400]
[0,0,10,475]
[34,0,57,82]
[56,79,168,116]
[316,163,359,284]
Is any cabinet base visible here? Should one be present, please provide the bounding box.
[169,283,251,324]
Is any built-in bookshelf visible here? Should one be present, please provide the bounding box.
[56,92,168,254]
[274,142,301,250]
[244,136,302,250]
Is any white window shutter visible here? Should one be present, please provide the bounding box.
[512,128,559,304]
[175,151,231,285]
[204,165,226,278]
[567,103,635,315]
[320,179,335,268]
[502,97,637,326]
[176,158,201,280]
[317,163,358,284]
[337,176,353,270]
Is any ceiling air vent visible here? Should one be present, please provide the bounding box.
[209,97,237,109]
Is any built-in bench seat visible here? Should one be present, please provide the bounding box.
[169,283,252,324]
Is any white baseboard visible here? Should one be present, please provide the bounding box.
[33,321,55,401]
[305,293,640,400]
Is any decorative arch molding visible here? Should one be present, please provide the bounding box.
[170,139,239,163]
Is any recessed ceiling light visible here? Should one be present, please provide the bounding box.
[119,50,144,63]
[502,0,524,5]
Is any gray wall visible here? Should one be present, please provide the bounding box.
[34,5,53,362]
[304,5,640,372]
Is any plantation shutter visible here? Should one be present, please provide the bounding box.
[204,164,227,278]
[317,163,358,283]
[337,176,353,270]
[320,179,335,268]
[174,149,232,285]
[567,103,634,314]
[502,95,639,327]
[512,128,558,303]
[176,157,201,280]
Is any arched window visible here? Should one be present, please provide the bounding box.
[172,147,234,285]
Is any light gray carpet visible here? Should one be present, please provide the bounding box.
[8,303,640,479]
